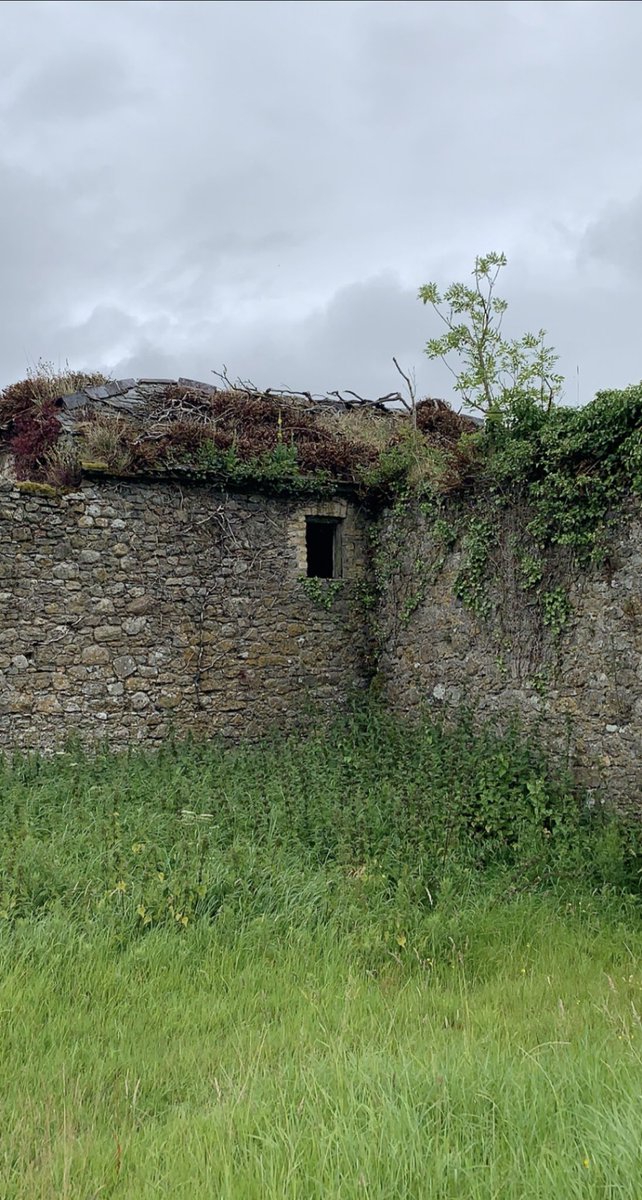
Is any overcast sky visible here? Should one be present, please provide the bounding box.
[1,0,641,406]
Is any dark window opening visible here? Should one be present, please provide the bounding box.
[306,517,342,578]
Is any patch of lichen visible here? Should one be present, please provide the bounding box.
[16,481,61,498]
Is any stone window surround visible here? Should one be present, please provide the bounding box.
[288,499,348,577]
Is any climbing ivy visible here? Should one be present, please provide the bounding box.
[516,550,544,592]
[299,577,345,610]
[368,377,642,640]
[453,516,494,620]
[486,385,642,564]
[541,586,572,640]
[375,253,642,642]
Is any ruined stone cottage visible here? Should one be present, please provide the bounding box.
[0,376,380,750]
[1,371,642,812]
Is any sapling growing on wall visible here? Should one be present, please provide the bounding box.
[419,252,564,425]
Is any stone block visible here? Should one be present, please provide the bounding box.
[81,645,110,665]
[35,695,62,715]
[52,674,72,691]
[52,563,79,580]
[113,655,137,679]
[94,625,120,643]
[123,617,147,636]
[127,595,154,615]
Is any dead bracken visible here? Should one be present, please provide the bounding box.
[0,364,477,498]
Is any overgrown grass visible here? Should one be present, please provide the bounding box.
[1,710,641,1197]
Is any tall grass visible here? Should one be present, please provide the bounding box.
[1,709,641,1197]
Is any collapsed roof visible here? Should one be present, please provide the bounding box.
[0,372,478,498]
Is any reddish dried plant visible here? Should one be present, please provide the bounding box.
[9,401,61,480]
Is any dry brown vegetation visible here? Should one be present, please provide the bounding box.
[0,368,477,496]
[0,361,108,430]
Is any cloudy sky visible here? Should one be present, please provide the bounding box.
[0,0,641,406]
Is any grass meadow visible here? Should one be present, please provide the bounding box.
[1,707,641,1199]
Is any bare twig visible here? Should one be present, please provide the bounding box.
[392,357,417,427]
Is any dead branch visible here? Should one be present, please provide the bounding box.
[392,357,417,425]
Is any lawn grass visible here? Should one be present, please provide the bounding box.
[1,711,641,1198]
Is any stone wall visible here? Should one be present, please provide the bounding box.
[4,468,642,811]
[376,503,642,812]
[0,477,371,751]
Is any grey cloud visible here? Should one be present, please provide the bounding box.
[2,0,642,403]
[580,192,642,283]
[9,53,142,125]
[110,273,457,401]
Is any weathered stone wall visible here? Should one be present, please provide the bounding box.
[0,478,371,751]
[377,503,642,812]
[4,469,642,810]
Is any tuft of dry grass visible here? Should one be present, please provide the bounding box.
[42,440,82,490]
[318,405,402,452]
[0,360,109,429]
[78,412,134,473]
[415,396,478,440]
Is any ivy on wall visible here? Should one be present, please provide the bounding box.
[299,577,345,610]
[364,253,642,646]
